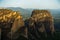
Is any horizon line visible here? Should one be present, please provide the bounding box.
[0,7,60,9]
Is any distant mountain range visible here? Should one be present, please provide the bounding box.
[4,7,60,19]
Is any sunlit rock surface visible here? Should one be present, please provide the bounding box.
[0,9,25,40]
[0,9,55,40]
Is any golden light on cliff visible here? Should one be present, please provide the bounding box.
[44,14,46,17]
[13,12,16,16]
[0,9,22,22]
[0,16,2,20]
[16,15,22,20]
[6,12,12,18]
[2,15,5,21]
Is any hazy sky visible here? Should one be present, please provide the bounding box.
[0,0,60,9]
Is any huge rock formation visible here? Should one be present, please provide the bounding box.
[0,9,25,40]
[31,10,55,32]
[26,10,55,40]
[0,9,55,40]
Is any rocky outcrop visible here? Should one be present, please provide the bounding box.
[26,10,55,40]
[0,9,25,40]
[0,9,55,40]
[31,10,55,32]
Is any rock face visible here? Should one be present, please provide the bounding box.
[31,10,55,32]
[0,9,55,40]
[27,10,55,40]
[0,9,25,40]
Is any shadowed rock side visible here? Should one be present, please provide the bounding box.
[0,9,55,40]
[0,9,27,40]
[25,10,55,40]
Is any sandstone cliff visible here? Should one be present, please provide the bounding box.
[26,10,55,40]
[0,9,25,40]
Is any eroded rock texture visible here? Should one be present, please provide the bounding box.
[0,9,55,40]
[0,9,25,40]
[27,10,55,40]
